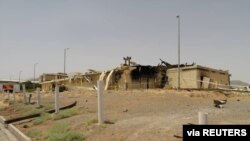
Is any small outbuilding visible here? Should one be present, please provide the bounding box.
[0,80,21,93]
[167,65,230,89]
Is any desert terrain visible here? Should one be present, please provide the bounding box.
[0,89,250,141]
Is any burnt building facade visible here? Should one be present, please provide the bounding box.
[39,57,231,91]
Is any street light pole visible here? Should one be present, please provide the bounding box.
[19,71,22,83]
[34,63,38,82]
[64,48,70,74]
[177,15,180,90]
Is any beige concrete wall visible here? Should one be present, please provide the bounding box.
[117,69,131,90]
[41,73,101,92]
[197,69,230,88]
[182,69,199,88]
[63,74,101,89]
[167,66,230,89]
[40,74,68,83]
[40,74,56,82]
[41,83,53,92]
[167,69,198,89]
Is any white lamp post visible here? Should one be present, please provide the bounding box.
[64,48,70,74]
[177,15,181,90]
[34,63,38,82]
[19,71,22,83]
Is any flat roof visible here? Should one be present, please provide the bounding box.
[0,79,22,83]
[167,65,229,74]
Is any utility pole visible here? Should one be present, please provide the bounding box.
[34,63,38,82]
[97,80,104,124]
[177,15,181,90]
[19,71,22,84]
[64,48,70,74]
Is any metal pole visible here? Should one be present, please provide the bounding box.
[64,48,70,74]
[177,15,181,90]
[22,84,27,104]
[64,49,66,74]
[7,90,10,105]
[34,63,38,82]
[36,88,41,108]
[55,86,59,113]
[97,80,104,125]
[0,84,3,93]
[19,71,22,84]
[13,91,15,112]
[34,64,36,82]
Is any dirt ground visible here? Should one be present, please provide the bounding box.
[1,89,250,141]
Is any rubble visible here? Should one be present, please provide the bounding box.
[214,99,227,108]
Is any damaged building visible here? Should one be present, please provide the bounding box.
[40,58,168,91]
[39,73,68,91]
[39,57,231,91]
[167,65,230,89]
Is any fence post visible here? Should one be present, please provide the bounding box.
[198,112,208,125]
[13,90,16,112]
[55,86,59,113]
[0,84,2,100]
[36,88,41,108]
[125,82,128,90]
[22,84,27,104]
[3,90,5,99]
[97,80,104,125]
[0,84,3,93]
[7,90,10,105]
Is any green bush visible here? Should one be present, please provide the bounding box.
[59,85,67,92]
[47,123,85,141]
[22,81,41,92]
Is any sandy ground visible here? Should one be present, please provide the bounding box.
[0,89,250,141]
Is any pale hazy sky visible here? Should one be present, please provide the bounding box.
[0,0,250,83]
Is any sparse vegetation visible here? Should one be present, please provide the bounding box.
[53,108,79,120]
[2,89,250,141]
[99,124,107,129]
[87,118,98,126]
[44,103,54,111]
[0,102,8,111]
[0,107,4,111]
[15,103,43,116]
[26,129,42,138]
[47,123,85,141]
[16,98,23,103]
[32,113,51,125]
